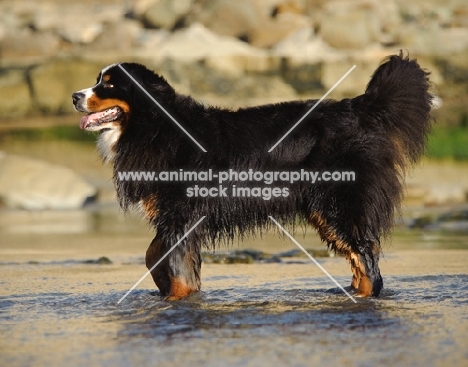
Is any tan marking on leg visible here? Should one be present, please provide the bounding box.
[146,235,201,300]
[346,251,376,297]
[348,253,361,290]
[309,212,350,255]
[141,195,159,221]
[309,212,380,295]
[347,252,366,294]
[356,276,373,297]
[164,276,199,301]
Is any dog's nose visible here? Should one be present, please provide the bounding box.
[72,92,84,105]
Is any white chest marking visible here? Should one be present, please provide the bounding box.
[97,128,121,163]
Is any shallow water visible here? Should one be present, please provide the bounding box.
[1,209,468,367]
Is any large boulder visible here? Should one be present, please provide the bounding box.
[188,0,264,39]
[143,23,268,66]
[249,13,311,48]
[320,10,381,49]
[396,26,468,56]
[153,59,297,108]
[32,3,124,44]
[0,29,60,60]
[0,70,32,118]
[0,153,97,210]
[321,59,378,96]
[271,27,344,63]
[29,59,102,114]
[188,0,310,48]
[143,0,194,29]
[84,20,142,54]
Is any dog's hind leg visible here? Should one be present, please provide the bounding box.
[309,212,383,297]
[146,231,201,301]
[346,244,383,297]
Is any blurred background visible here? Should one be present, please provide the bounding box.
[1,2,468,366]
[1,0,468,246]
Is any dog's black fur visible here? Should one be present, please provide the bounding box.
[73,52,432,300]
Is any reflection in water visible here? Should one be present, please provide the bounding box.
[1,272,467,367]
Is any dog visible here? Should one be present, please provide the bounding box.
[72,52,432,300]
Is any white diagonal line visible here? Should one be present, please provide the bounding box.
[268,65,356,153]
[269,216,357,303]
[117,216,206,304]
[117,64,207,153]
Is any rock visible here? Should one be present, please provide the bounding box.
[320,10,381,49]
[59,23,103,45]
[396,26,468,56]
[0,29,60,59]
[435,50,468,84]
[0,70,32,118]
[204,53,280,76]
[397,0,460,27]
[280,61,322,94]
[188,0,264,39]
[276,248,330,258]
[249,13,311,48]
[272,28,344,63]
[223,77,296,108]
[452,4,468,27]
[143,0,194,29]
[152,59,296,109]
[131,0,159,18]
[135,28,170,50]
[424,185,467,206]
[321,0,401,35]
[0,1,40,30]
[84,19,142,53]
[0,154,97,210]
[146,23,267,63]
[271,28,345,93]
[0,0,466,125]
[32,3,124,44]
[273,0,306,16]
[83,257,113,265]
[321,59,377,96]
[189,0,310,48]
[29,59,102,114]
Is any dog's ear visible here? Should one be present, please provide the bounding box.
[119,63,176,113]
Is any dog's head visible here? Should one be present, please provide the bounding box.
[72,63,174,161]
[72,64,131,132]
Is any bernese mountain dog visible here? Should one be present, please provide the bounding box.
[72,52,432,301]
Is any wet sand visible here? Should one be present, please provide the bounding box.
[1,209,467,367]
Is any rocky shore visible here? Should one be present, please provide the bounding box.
[1,0,468,211]
[0,0,467,120]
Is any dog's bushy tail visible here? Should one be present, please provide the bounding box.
[357,52,433,166]
[346,52,432,239]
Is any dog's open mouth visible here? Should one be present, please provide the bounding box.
[79,107,123,130]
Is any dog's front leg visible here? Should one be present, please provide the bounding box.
[145,230,202,301]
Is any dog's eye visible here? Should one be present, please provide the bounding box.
[104,83,114,89]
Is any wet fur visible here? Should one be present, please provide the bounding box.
[75,52,432,300]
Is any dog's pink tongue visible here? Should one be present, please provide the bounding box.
[79,111,106,129]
